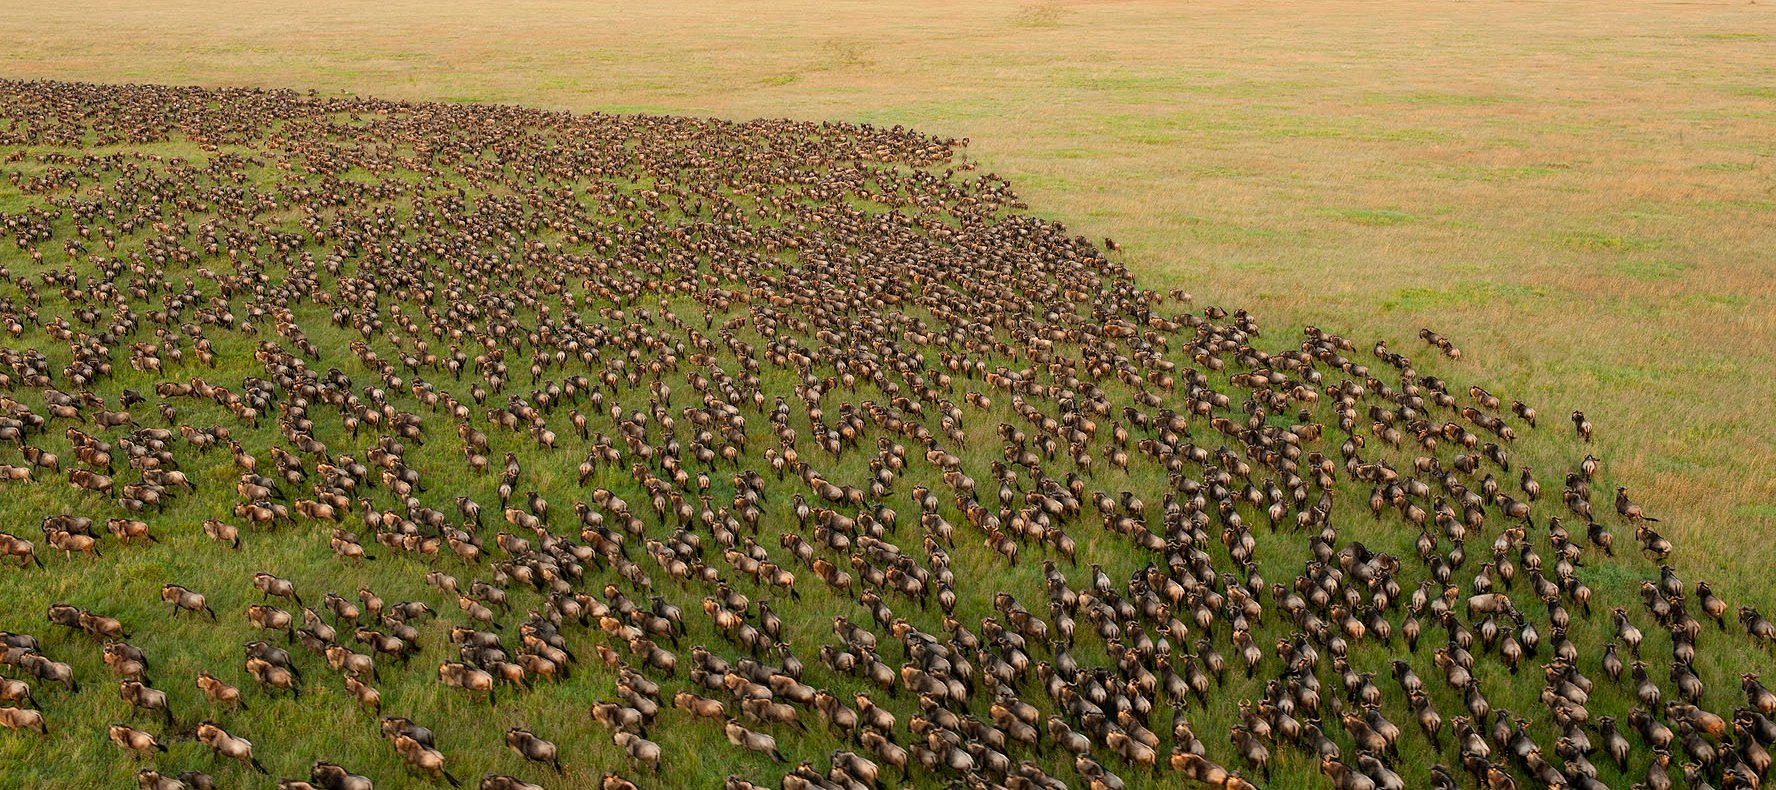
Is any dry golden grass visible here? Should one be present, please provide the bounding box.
[5,0,1771,599]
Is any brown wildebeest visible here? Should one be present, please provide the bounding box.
[381,716,435,748]
[79,610,129,640]
[68,469,114,495]
[253,573,302,606]
[246,657,300,697]
[118,680,174,725]
[358,587,385,620]
[325,593,363,623]
[47,529,101,559]
[674,690,726,720]
[109,722,165,755]
[235,501,287,526]
[18,652,78,691]
[109,518,158,544]
[831,751,883,789]
[325,645,379,681]
[611,731,661,773]
[0,706,47,735]
[344,674,381,715]
[355,628,411,663]
[100,642,149,684]
[196,671,246,710]
[160,584,216,620]
[392,733,460,786]
[330,529,372,562]
[295,500,339,522]
[591,700,647,735]
[0,675,36,708]
[21,446,58,473]
[202,519,241,549]
[135,770,185,790]
[301,608,337,644]
[723,719,786,762]
[740,695,806,732]
[46,602,84,631]
[310,761,374,790]
[438,661,496,703]
[505,727,563,773]
[196,720,267,773]
[248,605,294,638]
[0,533,41,567]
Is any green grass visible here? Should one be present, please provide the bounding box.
[1324,208,1415,226]
[1610,260,1689,281]
[1557,230,1661,253]
[1378,283,1549,313]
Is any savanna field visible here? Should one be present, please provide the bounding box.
[0,2,1773,789]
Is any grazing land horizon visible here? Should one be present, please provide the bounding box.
[0,3,1772,790]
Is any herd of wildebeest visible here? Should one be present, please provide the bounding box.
[0,79,1769,790]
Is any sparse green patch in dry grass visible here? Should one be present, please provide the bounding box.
[1323,208,1416,226]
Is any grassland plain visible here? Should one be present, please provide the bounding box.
[3,0,1773,602]
[0,2,1770,790]
[0,84,1731,790]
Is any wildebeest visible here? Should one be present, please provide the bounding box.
[391,732,459,786]
[310,761,375,790]
[438,661,496,703]
[160,584,216,620]
[724,719,786,762]
[253,573,302,605]
[108,722,164,754]
[118,680,174,725]
[196,671,245,710]
[505,727,562,773]
[196,720,267,773]
[0,533,41,567]
[611,731,661,773]
[0,706,47,735]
